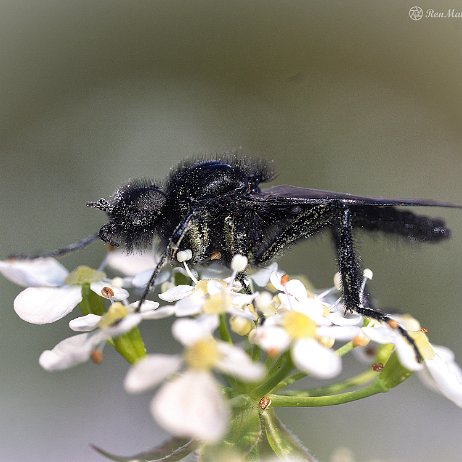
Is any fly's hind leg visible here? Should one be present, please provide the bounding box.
[332,206,422,362]
[254,204,337,265]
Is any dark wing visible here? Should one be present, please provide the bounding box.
[257,185,462,209]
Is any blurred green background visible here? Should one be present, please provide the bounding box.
[1,1,462,461]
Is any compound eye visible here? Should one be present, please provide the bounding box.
[98,223,120,247]
[134,189,166,213]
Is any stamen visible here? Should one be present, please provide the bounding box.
[101,286,115,302]
[229,254,248,289]
[183,261,198,284]
[176,249,192,263]
[359,268,373,304]
[176,249,198,284]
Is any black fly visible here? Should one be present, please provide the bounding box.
[14,155,462,360]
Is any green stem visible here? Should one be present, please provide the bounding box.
[218,313,233,344]
[280,369,378,396]
[249,344,261,362]
[335,340,355,357]
[269,380,387,407]
[272,371,306,393]
[253,353,293,398]
[271,341,357,393]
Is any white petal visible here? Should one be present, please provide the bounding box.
[196,314,220,332]
[291,338,342,379]
[277,293,298,310]
[206,279,226,295]
[103,314,142,337]
[159,285,194,302]
[418,346,462,407]
[250,262,278,287]
[285,279,308,301]
[227,306,255,320]
[199,262,231,279]
[14,286,82,324]
[362,326,397,344]
[317,325,361,340]
[394,335,423,371]
[0,258,68,287]
[328,309,363,326]
[141,305,175,320]
[131,267,170,288]
[174,294,204,316]
[128,300,160,311]
[124,354,183,393]
[39,333,95,370]
[252,326,291,353]
[216,342,265,381]
[90,281,129,301]
[230,292,254,307]
[151,370,229,443]
[69,314,101,331]
[270,270,287,291]
[294,298,332,326]
[172,317,215,346]
[106,250,156,276]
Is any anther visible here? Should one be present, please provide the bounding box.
[280,274,289,286]
[231,254,248,272]
[258,396,272,410]
[372,362,384,372]
[101,286,115,299]
[177,249,192,263]
[210,250,222,261]
[90,350,103,364]
[352,335,369,347]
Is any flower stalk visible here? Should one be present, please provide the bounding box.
[1,253,462,461]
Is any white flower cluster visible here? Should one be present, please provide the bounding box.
[1,250,462,445]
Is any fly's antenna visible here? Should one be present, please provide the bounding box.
[8,233,100,260]
[86,198,112,212]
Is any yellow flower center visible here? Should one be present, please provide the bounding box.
[184,338,220,370]
[65,266,105,285]
[203,291,231,314]
[193,279,210,295]
[98,302,129,328]
[283,311,316,339]
[230,316,254,336]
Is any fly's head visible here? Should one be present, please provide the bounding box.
[87,179,166,252]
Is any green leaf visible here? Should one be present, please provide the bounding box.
[92,437,197,461]
[378,351,413,390]
[261,409,319,461]
[112,327,146,364]
[200,396,263,461]
[79,283,105,316]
